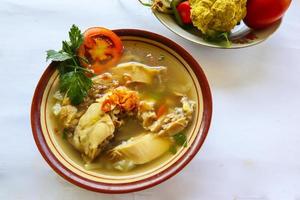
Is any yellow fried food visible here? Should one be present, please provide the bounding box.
[189,0,247,35]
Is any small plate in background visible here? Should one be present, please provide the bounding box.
[153,10,282,49]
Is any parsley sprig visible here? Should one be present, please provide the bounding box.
[46,25,92,105]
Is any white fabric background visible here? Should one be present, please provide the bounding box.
[0,0,300,199]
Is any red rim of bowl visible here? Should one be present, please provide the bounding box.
[31,29,213,193]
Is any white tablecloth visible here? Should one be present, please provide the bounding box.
[1,0,300,199]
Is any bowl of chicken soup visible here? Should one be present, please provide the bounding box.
[31,28,212,193]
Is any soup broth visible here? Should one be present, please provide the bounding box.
[48,39,198,176]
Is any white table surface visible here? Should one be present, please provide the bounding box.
[1,0,300,199]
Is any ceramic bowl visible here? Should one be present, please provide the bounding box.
[31,29,212,193]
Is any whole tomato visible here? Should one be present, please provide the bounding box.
[243,0,292,29]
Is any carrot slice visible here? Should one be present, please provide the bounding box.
[156,104,168,118]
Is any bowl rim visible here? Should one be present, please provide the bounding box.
[31,28,213,193]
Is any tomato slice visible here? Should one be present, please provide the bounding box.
[78,27,123,74]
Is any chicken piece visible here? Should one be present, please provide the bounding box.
[110,133,171,165]
[181,96,195,116]
[147,117,165,132]
[96,94,124,128]
[92,72,119,89]
[89,72,119,99]
[59,105,78,129]
[139,97,195,136]
[157,109,189,135]
[70,103,115,163]
[110,62,166,85]
[158,97,195,136]
[190,0,247,35]
[137,100,157,128]
[145,107,189,135]
[109,113,125,129]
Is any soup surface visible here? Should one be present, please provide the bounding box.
[48,39,198,176]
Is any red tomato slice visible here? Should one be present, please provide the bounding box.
[78,27,123,74]
[244,0,292,29]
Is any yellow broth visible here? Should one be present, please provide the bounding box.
[49,40,198,176]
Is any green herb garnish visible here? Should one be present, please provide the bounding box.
[169,133,187,154]
[46,25,93,105]
[169,145,177,154]
[173,132,187,147]
[62,129,68,140]
[59,71,92,105]
[46,50,72,61]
